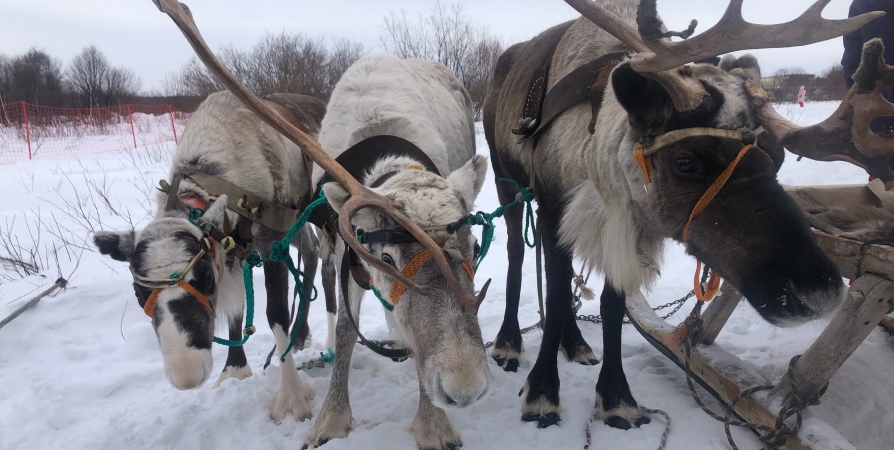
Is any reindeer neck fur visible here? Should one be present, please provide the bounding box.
[552,3,764,294]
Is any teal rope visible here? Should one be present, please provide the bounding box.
[468,178,537,271]
[370,284,395,312]
[187,207,205,226]
[236,192,328,361]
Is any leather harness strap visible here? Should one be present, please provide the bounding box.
[186,174,301,233]
[307,134,442,247]
[512,21,574,137]
[522,51,629,140]
[340,251,410,361]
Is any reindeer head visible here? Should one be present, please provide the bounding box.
[93,196,232,389]
[567,0,891,325]
[324,155,491,407]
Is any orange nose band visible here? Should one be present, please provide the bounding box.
[380,248,475,305]
[144,280,214,318]
[634,128,759,303]
[142,239,218,318]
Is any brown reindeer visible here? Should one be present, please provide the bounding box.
[484,0,889,430]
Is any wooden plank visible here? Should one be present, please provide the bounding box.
[699,284,743,345]
[783,184,880,211]
[626,291,853,450]
[778,275,894,405]
[811,230,894,279]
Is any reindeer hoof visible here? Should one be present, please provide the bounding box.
[521,412,561,428]
[605,415,650,430]
[302,438,328,450]
[419,442,462,450]
[493,356,520,372]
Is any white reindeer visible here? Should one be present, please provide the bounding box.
[306,53,490,450]
[93,91,332,423]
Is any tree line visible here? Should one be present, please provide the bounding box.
[160,2,503,118]
[760,64,849,103]
[0,46,141,108]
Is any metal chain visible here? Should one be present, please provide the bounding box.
[575,290,694,325]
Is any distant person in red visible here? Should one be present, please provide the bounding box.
[842,0,894,136]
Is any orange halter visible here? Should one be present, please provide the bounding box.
[634,127,760,302]
[140,237,219,318]
[374,248,475,306]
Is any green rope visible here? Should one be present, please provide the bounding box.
[468,178,537,271]
[236,192,328,361]
[370,284,395,312]
[187,207,205,226]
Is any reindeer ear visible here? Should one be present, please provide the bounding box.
[447,155,488,208]
[611,63,675,132]
[93,230,135,262]
[197,194,228,229]
[322,182,350,212]
[719,54,761,84]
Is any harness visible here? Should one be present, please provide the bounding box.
[511,20,627,142]
[633,126,764,301]
[134,231,245,328]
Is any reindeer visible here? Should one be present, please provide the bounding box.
[304,52,491,450]
[93,90,335,424]
[483,0,887,431]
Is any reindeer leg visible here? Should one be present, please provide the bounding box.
[211,314,252,388]
[491,172,525,372]
[320,233,338,351]
[265,259,313,423]
[306,252,361,448]
[519,201,569,428]
[560,316,599,365]
[594,283,649,429]
[290,226,319,351]
[410,372,462,450]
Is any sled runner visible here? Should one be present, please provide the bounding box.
[627,183,894,450]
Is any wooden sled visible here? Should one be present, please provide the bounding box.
[626,182,894,450]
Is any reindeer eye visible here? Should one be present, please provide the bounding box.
[675,157,697,174]
[382,253,396,268]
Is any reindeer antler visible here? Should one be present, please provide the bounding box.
[564,0,884,110]
[150,0,483,312]
[565,0,884,74]
[748,39,894,182]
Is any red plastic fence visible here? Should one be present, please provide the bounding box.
[0,101,190,164]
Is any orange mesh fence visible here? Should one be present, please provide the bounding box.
[0,101,190,164]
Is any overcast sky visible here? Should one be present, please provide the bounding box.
[0,0,865,93]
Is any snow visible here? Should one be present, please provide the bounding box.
[1,101,892,450]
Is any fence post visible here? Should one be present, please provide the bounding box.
[22,101,32,160]
[126,104,137,148]
[167,104,179,144]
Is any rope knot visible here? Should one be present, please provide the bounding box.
[244,251,263,268]
[187,206,206,225]
[269,240,290,262]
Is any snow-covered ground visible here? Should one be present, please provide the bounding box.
[1,101,891,450]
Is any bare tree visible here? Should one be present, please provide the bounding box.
[0,48,65,105]
[380,2,504,118]
[103,66,141,104]
[66,46,141,107]
[160,33,365,100]
[326,38,366,94]
[67,46,110,108]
